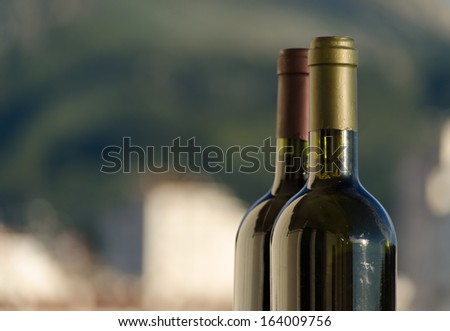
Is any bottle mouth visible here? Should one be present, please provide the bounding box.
[308,36,358,67]
[311,36,355,49]
[277,48,309,75]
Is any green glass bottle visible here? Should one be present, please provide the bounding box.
[233,49,309,310]
[270,37,397,311]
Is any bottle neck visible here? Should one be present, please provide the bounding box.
[272,49,309,195]
[307,129,359,189]
[307,37,359,189]
[271,138,308,195]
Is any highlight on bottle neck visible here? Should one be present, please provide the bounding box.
[307,130,358,182]
[271,137,308,195]
[308,36,358,132]
[276,48,309,141]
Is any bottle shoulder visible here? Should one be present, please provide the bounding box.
[236,190,295,236]
[274,182,396,243]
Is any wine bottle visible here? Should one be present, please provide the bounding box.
[233,49,309,310]
[270,37,397,311]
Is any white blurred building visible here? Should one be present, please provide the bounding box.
[394,117,450,310]
[426,119,450,217]
[141,179,245,310]
[0,226,92,309]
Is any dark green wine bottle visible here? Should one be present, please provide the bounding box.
[270,37,397,311]
[233,49,309,310]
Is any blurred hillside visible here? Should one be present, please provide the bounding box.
[0,0,450,309]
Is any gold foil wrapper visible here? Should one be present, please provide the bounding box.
[308,36,358,131]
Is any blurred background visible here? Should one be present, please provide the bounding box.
[0,0,449,310]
